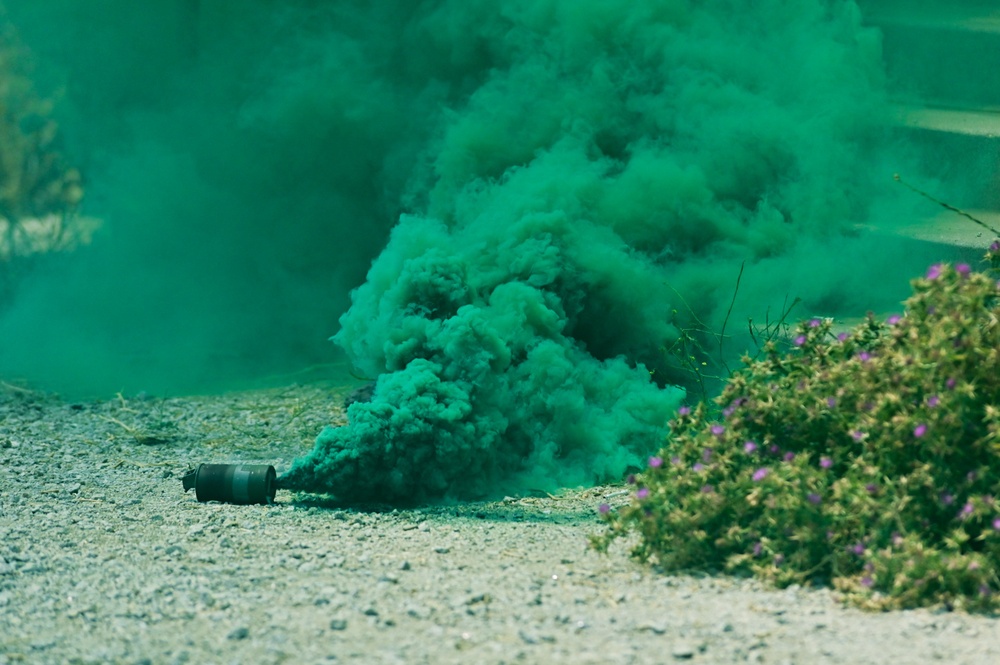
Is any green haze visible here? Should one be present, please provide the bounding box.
[0,1,969,501]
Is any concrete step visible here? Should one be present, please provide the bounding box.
[887,104,1000,211]
[893,104,1000,137]
[860,3,1000,109]
[865,208,1000,253]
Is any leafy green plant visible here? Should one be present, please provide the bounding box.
[594,240,1000,612]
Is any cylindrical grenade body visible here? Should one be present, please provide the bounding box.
[189,464,276,505]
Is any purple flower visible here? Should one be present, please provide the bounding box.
[887,314,901,325]
[627,474,636,485]
[956,263,971,277]
[857,351,872,362]
[670,456,682,466]
[678,406,691,416]
[710,424,725,436]
[826,397,836,408]
[927,395,940,408]
[926,263,943,280]
[648,456,663,469]
[851,430,864,442]
[837,332,849,342]
[701,484,715,494]
[946,377,957,390]
[913,423,927,438]
[993,517,1000,531]
[860,576,874,588]
[636,488,650,500]
[692,462,705,472]
[744,441,758,454]
[866,483,878,495]
[820,457,833,469]
[850,542,865,556]
[768,444,780,455]
[598,503,611,514]
[941,493,955,506]
[722,398,746,418]
[702,448,713,462]
[991,240,1000,252]
[959,503,974,519]
[783,452,795,462]
[794,335,807,347]
[753,542,763,557]
[808,318,822,328]
[752,468,770,482]
[807,493,822,505]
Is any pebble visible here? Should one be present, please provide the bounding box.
[227,627,249,640]
[671,643,695,659]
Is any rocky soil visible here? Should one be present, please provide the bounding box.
[2,381,999,664]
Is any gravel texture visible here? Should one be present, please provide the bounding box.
[2,381,999,664]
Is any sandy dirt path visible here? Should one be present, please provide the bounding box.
[1,383,997,664]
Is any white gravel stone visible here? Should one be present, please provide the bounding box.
[3,384,1000,664]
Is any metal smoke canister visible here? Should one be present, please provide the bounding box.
[182,464,277,505]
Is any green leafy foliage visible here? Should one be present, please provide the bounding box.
[0,12,81,228]
[0,8,83,308]
[594,241,1000,612]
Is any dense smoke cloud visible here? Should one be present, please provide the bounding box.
[0,1,954,500]
[280,0,933,502]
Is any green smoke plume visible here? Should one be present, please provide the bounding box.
[279,0,934,502]
[0,1,965,500]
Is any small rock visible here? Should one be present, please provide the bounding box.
[227,627,249,640]
[405,603,431,620]
[519,630,540,645]
[638,621,668,635]
[672,643,695,659]
[30,638,56,650]
[434,546,450,554]
[329,618,348,631]
[399,560,411,571]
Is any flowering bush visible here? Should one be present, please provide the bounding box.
[593,240,1000,612]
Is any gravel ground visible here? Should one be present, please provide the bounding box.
[2,381,999,664]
